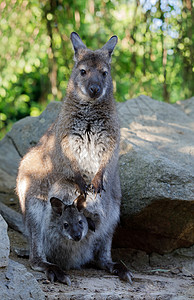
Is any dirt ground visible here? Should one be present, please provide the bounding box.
[8,227,194,300]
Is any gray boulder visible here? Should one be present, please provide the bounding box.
[114,95,194,253]
[174,96,194,120]
[0,215,10,267]
[118,95,194,208]
[0,214,45,299]
[7,101,61,157]
[0,101,61,193]
[0,260,45,300]
[0,136,21,193]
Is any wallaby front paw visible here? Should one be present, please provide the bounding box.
[74,172,88,196]
[90,174,105,195]
[45,264,71,285]
[112,261,133,284]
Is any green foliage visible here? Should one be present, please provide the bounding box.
[0,0,193,139]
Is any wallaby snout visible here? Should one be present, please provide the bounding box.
[88,83,102,98]
[72,231,82,241]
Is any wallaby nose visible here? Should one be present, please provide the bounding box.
[88,84,101,98]
[73,232,82,241]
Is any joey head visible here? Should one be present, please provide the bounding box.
[50,196,95,242]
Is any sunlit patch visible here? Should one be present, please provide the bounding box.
[19,177,30,213]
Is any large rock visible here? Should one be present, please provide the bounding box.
[0,214,45,299]
[7,101,61,157]
[114,95,194,253]
[0,215,10,267]
[174,96,194,120]
[118,96,194,209]
[0,95,194,253]
[0,136,21,193]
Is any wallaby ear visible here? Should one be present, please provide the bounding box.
[70,32,87,55]
[101,35,118,58]
[50,197,64,215]
[73,194,86,211]
[87,217,95,232]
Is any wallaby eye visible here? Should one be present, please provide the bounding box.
[80,69,86,76]
[103,71,108,77]
[64,223,69,229]
[79,220,83,225]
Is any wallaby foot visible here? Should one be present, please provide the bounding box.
[98,260,133,284]
[31,260,71,285]
[112,261,133,284]
[45,263,71,285]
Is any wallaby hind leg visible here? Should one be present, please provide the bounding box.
[28,223,71,285]
[94,236,133,284]
[25,199,71,285]
[107,261,133,284]
[33,259,71,285]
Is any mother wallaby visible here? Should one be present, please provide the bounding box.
[16,32,132,284]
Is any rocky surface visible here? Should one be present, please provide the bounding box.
[116,95,194,252]
[0,259,45,300]
[0,136,21,193]
[0,201,24,233]
[175,96,194,120]
[0,96,194,253]
[0,101,60,193]
[7,101,61,157]
[0,215,10,267]
[0,214,45,300]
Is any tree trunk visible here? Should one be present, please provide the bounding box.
[44,0,58,98]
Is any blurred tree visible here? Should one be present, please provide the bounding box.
[0,0,193,138]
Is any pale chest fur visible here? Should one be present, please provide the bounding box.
[68,115,110,179]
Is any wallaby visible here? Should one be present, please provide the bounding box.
[43,195,95,284]
[16,32,132,284]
